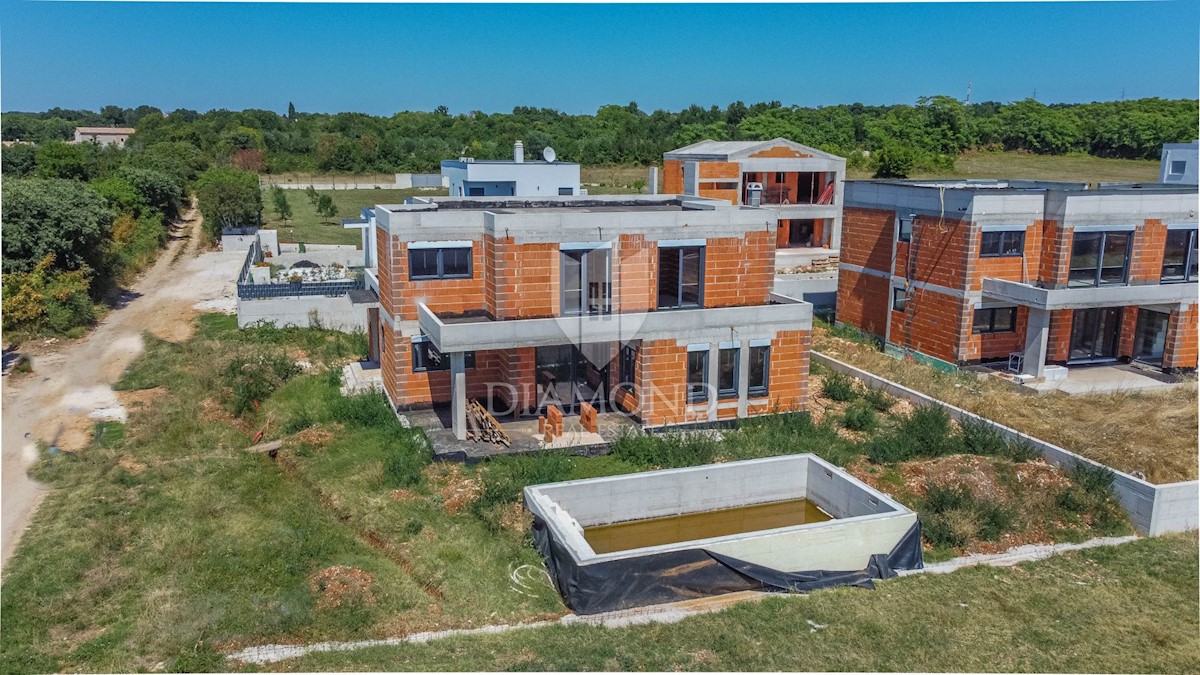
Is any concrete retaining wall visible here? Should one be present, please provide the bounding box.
[812,352,1199,536]
[237,295,365,332]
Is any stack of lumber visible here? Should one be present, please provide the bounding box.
[466,398,511,447]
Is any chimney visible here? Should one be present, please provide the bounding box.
[513,140,524,163]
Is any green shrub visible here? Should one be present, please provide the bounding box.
[920,483,1015,547]
[223,352,301,416]
[1068,462,1116,495]
[959,417,1039,461]
[331,391,397,429]
[867,405,963,464]
[862,387,894,412]
[822,372,858,402]
[611,430,723,469]
[734,412,863,467]
[841,400,878,432]
[474,453,575,515]
[283,407,317,434]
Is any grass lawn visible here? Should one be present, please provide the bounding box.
[282,533,1200,673]
[1,315,1156,673]
[261,188,447,246]
[814,321,1199,484]
[847,150,1161,183]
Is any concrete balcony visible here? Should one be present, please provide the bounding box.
[417,293,812,353]
[982,277,1198,310]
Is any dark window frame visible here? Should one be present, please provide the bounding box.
[560,247,612,316]
[411,338,476,372]
[774,172,786,184]
[618,343,637,390]
[1161,229,1198,283]
[980,230,1026,258]
[892,287,908,313]
[973,307,1018,334]
[1169,160,1187,176]
[897,215,913,243]
[686,349,709,404]
[748,345,770,398]
[408,246,473,281]
[657,245,706,310]
[1068,230,1132,288]
[717,347,738,400]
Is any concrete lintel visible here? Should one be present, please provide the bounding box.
[420,302,813,353]
[983,277,1199,310]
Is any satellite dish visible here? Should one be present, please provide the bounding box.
[542,146,557,163]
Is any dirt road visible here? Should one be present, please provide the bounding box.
[1,208,245,572]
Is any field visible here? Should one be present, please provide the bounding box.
[847,150,1161,183]
[261,187,447,246]
[814,321,1199,484]
[3,314,1180,673]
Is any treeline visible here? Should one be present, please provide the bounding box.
[1,133,214,337]
[3,97,1196,177]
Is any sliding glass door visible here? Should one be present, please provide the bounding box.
[1068,308,1122,363]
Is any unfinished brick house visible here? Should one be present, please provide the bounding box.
[663,139,845,253]
[837,180,1198,380]
[356,195,812,440]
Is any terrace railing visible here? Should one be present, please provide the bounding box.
[236,240,364,300]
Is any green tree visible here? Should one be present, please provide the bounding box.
[271,186,293,223]
[34,141,97,181]
[117,167,184,219]
[287,102,297,121]
[1,143,38,177]
[873,144,916,178]
[1,178,113,276]
[90,176,144,215]
[194,167,262,238]
[315,193,339,221]
[305,185,319,205]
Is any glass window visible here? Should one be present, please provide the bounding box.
[774,172,786,184]
[618,343,637,389]
[1162,229,1197,282]
[748,346,770,397]
[687,349,708,403]
[898,216,913,243]
[1170,160,1187,176]
[658,246,705,309]
[973,307,1017,334]
[980,230,1025,257]
[893,287,908,312]
[408,246,472,281]
[717,347,738,400]
[1069,231,1129,287]
[412,340,475,372]
[558,187,574,196]
[562,247,611,315]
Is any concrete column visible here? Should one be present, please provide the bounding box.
[450,352,467,440]
[736,344,751,418]
[648,166,659,195]
[1021,307,1051,378]
[707,345,720,422]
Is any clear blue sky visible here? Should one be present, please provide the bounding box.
[2,1,1197,115]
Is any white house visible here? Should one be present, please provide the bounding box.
[1160,141,1198,185]
[73,126,136,147]
[441,141,581,197]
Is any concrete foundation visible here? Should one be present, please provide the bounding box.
[526,454,917,572]
[237,294,366,332]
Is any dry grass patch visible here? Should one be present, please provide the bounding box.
[814,326,1198,483]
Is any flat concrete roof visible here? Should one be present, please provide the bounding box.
[377,195,734,213]
[851,178,1198,196]
[441,159,580,167]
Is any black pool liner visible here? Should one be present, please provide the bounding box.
[532,516,923,615]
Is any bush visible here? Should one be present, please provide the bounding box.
[1,254,95,335]
[867,405,963,464]
[862,387,894,412]
[873,144,916,178]
[223,352,301,416]
[822,372,858,402]
[920,483,1015,548]
[734,412,863,467]
[1068,462,1116,495]
[841,400,878,432]
[474,453,574,515]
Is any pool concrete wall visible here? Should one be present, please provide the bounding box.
[526,454,918,573]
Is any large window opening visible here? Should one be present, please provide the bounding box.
[411,338,475,372]
[973,307,1017,334]
[1133,309,1170,365]
[561,247,611,315]
[1162,229,1198,283]
[1068,231,1130,288]
[1068,307,1122,362]
[980,230,1025,258]
[409,246,472,281]
[657,245,704,309]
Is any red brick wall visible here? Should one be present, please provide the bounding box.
[704,232,774,308]
[1164,304,1199,371]
[490,237,558,319]
[1130,219,1168,284]
[890,287,969,364]
[1038,220,1070,287]
[638,339,690,427]
[380,236,488,321]
[841,206,894,271]
[970,223,1043,290]
[966,306,1030,361]
[836,268,889,337]
[615,234,656,312]
[1047,310,1073,364]
[662,160,684,194]
[762,330,809,412]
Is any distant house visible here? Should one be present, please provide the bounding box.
[73,126,136,147]
[441,141,582,197]
[1160,141,1198,185]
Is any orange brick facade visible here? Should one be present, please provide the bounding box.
[838,202,1198,373]
[375,216,809,427]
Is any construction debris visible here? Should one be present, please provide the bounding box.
[466,399,511,447]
